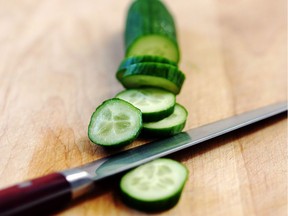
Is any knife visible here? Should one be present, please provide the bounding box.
[0,101,286,215]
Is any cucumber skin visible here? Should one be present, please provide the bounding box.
[125,0,180,62]
[142,105,175,122]
[117,55,177,81]
[120,62,185,94]
[141,121,186,138]
[119,55,178,70]
[88,98,142,148]
[120,186,184,212]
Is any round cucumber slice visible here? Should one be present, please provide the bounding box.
[120,62,185,94]
[126,35,179,63]
[116,55,177,81]
[116,88,176,122]
[120,158,188,212]
[88,98,142,147]
[142,104,188,137]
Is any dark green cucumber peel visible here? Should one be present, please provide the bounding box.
[140,105,175,122]
[125,0,180,62]
[120,62,185,94]
[117,55,178,81]
[120,188,184,212]
[141,122,186,138]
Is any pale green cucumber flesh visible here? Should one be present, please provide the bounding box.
[116,88,176,122]
[120,158,188,212]
[88,98,142,147]
[126,35,179,63]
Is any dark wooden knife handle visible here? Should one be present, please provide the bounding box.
[0,172,72,216]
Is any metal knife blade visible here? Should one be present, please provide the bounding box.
[61,101,287,199]
[76,101,287,179]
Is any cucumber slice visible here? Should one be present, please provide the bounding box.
[126,35,179,63]
[116,55,177,81]
[142,104,188,137]
[116,88,176,122]
[120,158,188,212]
[88,98,142,147]
[120,62,185,94]
[125,0,180,62]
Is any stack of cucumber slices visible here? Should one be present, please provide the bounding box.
[88,87,188,147]
[88,0,189,212]
[89,0,188,147]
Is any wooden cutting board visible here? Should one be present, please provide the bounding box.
[0,0,286,215]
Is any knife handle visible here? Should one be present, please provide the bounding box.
[0,170,94,216]
[0,173,71,215]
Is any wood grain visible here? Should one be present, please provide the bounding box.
[0,0,286,215]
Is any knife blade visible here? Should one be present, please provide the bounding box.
[0,101,286,215]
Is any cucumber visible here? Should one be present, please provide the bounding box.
[125,0,179,62]
[142,104,188,137]
[116,55,177,81]
[120,62,185,94]
[88,98,142,147]
[120,158,188,212]
[116,88,176,122]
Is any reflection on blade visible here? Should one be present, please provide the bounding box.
[95,132,191,179]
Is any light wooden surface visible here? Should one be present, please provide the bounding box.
[0,0,287,215]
